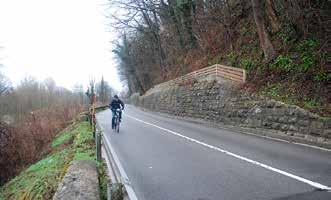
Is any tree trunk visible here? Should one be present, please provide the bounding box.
[251,0,276,61]
[194,0,204,16]
[266,0,280,33]
[223,0,234,51]
[122,34,146,94]
[168,0,185,48]
[179,0,196,48]
[152,9,167,79]
[284,0,306,37]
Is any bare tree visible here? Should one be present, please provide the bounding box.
[0,71,11,96]
[251,0,276,61]
[265,0,280,33]
[96,76,113,104]
[0,49,12,95]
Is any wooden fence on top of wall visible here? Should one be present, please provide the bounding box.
[153,64,246,91]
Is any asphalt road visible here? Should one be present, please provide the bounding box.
[97,105,331,200]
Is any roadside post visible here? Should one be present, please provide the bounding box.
[96,127,102,162]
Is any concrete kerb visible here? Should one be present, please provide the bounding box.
[136,106,331,151]
[96,121,138,200]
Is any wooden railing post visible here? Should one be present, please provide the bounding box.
[215,65,218,77]
[243,69,247,83]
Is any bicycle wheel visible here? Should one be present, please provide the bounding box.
[112,116,117,132]
[115,117,120,133]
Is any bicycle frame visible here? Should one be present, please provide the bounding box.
[113,109,121,133]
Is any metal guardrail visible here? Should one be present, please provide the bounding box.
[95,115,138,200]
[95,105,109,111]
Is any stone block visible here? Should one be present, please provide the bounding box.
[287,109,296,116]
[289,125,298,132]
[293,132,305,138]
[278,116,289,123]
[298,120,310,126]
[288,117,298,124]
[309,127,322,136]
[325,119,331,129]
[262,120,272,128]
[280,124,289,131]
[266,116,274,121]
[317,137,327,142]
[53,160,100,200]
[304,135,317,142]
[245,118,262,127]
[323,129,331,138]
[271,123,281,130]
[310,121,324,131]
[274,102,284,108]
[272,108,286,116]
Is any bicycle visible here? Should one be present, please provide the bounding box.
[112,108,121,133]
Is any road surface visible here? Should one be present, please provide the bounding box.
[97,105,331,200]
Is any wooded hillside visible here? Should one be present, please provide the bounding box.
[111,0,330,115]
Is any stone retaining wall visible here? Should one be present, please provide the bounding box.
[131,79,331,145]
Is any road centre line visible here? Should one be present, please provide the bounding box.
[127,114,331,191]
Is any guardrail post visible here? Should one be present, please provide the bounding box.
[96,129,102,162]
[107,184,112,200]
[92,121,96,139]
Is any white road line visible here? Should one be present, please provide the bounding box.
[127,114,331,191]
[98,121,139,200]
[292,142,331,152]
[241,131,331,152]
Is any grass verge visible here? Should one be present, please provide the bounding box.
[0,121,108,200]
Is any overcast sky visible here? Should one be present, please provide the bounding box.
[0,0,123,91]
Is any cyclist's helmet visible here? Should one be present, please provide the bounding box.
[114,95,119,99]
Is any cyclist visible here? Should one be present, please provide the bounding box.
[109,95,124,129]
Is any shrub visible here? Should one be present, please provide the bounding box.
[226,51,238,66]
[240,58,256,71]
[300,53,314,72]
[270,55,294,72]
[277,23,297,44]
[314,71,330,82]
[296,39,319,72]
[209,55,221,65]
[0,106,83,186]
[296,39,319,52]
[265,84,282,98]
[303,97,320,109]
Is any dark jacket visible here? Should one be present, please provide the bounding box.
[109,98,124,110]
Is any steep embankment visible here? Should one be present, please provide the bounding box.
[0,121,108,200]
[131,78,330,147]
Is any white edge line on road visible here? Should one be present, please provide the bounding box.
[127,114,331,191]
[292,142,331,152]
[241,131,331,152]
[98,122,139,200]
